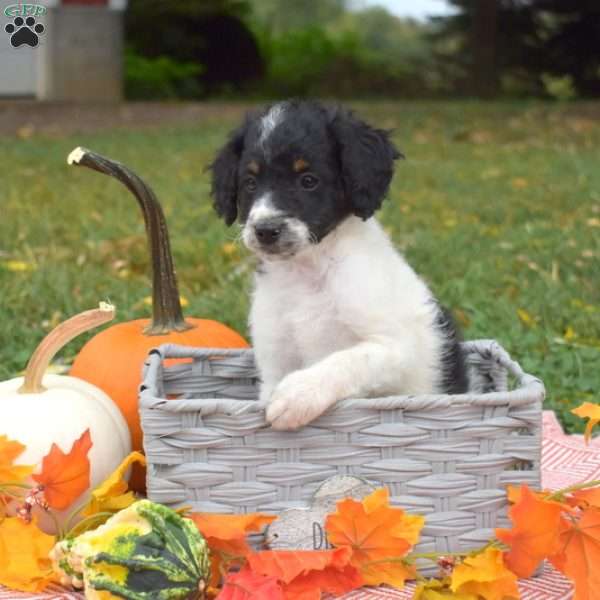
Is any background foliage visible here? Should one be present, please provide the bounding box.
[123,0,600,100]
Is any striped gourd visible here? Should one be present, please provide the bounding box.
[51,500,210,599]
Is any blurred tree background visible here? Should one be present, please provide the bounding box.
[124,0,600,100]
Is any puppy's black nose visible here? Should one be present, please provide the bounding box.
[255,223,282,245]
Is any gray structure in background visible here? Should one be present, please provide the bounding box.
[38,5,124,101]
[0,0,127,100]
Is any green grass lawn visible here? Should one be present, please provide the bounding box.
[1,101,598,432]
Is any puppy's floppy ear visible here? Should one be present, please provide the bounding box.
[329,108,402,220]
[209,121,248,225]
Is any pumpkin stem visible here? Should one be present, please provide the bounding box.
[67,147,193,335]
[19,303,115,394]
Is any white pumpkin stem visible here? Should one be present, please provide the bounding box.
[19,303,115,394]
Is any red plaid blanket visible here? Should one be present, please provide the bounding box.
[3,411,595,600]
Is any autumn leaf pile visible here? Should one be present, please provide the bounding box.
[0,430,145,591]
[2,400,600,599]
[190,478,600,600]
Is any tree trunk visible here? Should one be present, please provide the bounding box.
[471,0,499,97]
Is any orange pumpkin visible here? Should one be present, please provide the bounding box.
[67,148,249,491]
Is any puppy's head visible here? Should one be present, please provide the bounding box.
[210,100,401,259]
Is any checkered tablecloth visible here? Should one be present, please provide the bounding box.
[3,411,595,600]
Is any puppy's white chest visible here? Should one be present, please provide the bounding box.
[267,270,356,367]
[292,288,352,365]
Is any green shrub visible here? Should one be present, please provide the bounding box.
[124,48,204,100]
[257,26,337,96]
[253,13,443,98]
[541,73,578,102]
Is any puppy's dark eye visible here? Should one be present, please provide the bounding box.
[299,173,319,191]
[244,176,257,193]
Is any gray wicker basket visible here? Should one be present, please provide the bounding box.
[140,340,543,561]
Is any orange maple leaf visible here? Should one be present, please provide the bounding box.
[283,563,363,600]
[0,435,34,483]
[360,559,416,590]
[192,512,276,541]
[0,517,56,592]
[567,487,600,509]
[218,567,283,599]
[571,402,600,442]
[506,484,551,504]
[450,547,519,600]
[190,512,277,587]
[506,482,600,511]
[496,484,565,578]
[247,546,362,599]
[549,508,600,600]
[32,429,92,510]
[247,546,353,584]
[325,487,423,588]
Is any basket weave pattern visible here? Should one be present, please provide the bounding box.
[140,340,543,558]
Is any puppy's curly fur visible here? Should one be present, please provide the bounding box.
[210,100,468,429]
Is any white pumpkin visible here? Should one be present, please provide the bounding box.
[0,303,131,533]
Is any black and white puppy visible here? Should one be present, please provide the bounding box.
[210,100,468,430]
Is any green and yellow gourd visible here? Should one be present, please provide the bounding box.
[51,500,210,600]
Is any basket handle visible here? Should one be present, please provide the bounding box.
[151,343,252,361]
[139,343,256,398]
[462,339,527,386]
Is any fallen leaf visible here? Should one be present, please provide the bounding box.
[0,517,55,592]
[0,435,34,483]
[2,260,36,272]
[217,567,283,600]
[283,563,363,599]
[496,484,565,577]
[571,402,600,442]
[550,508,600,600]
[247,547,353,584]
[247,546,362,599]
[325,487,424,588]
[221,243,238,257]
[192,512,277,541]
[414,578,478,599]
[191,512,277,586]
[516,308,535,327]
[83,451,146,516]
[511,177,529,189]
[568,487,600,509]
[360,559,416,590]
[506,484,551,504]
[450,547,519,600]
[32,429,92,510]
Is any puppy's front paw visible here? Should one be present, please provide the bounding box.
[266,370,335,430]
[257,383,274,409]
